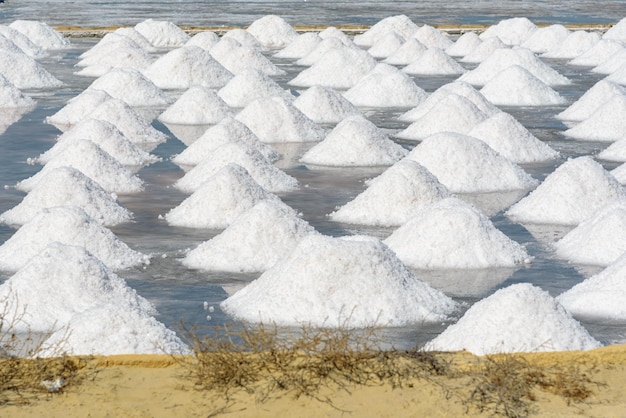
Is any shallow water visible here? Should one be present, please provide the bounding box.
[2,23,626,350]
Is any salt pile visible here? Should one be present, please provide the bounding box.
[395,94,489,140]
[114,27,157,52]
[383,38,427,65]
[0,31,36,55]
[402,48,467,75]
[541,30,600,59]
[185,30,219,50]
[0,206,149,271]
[367,31,405,59]
[343,63,427,107]
[295,38,355,67]
[445,31,482,57]
[603,17,626,42]
[45,89,113,130]
[300,115,407,166]
[558,251,626,321]
[79,32,151,61]
[143,46,233,90]
[246,15,298,49]
[0,167,132,227]
[210,37,285,76]
[330,159,451,227]
[34,118,160,169]
[384,197,529,269]
[221,234,457,328]
[460,37,507,64]
[592,49,626,74]
[273,32,322,59]
[0,73,36,108]
[411,24,453,49]
[292,85,362,124]
[16,139,145,194]
[9,20,70,50]
[172,117,279,166]
[506,156,626,225]
[0,25,46,58]
[554,199,626,266]
[406,132,538,193]
[218,68,294,108]
[479,17,537,46]
[288,47,377,89]
[319,26,354,45]
[166,163,280,229]
[467,112,559,164]
[75,45,153,78]
[157,86,233,125]
[86,68,171,107]
[425,283,600,355]
[569,39,626,67]
[520,24,570,54]
[557,79,626,122]
[0,243,184,356]
[235,96,325,143]
[459,47,571,86]
[605,62,626,84]
[174,142,298,193]
[134,19,190,47]
[222,28,268,51]
[0,50,63,89]
[611,163,626,184]
[597,136,626,162]
[480,65,567,106]
[183,199,318,272]
[353,15,418,47]
[562,95,626,142]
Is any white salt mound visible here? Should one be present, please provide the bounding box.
[134,19,190,47]
[557,79,626,122]
[506,156,626,225]
[353,15,418,47]
[562,94,626,142]
[554,199,626,266]
[384,197,530,269]
[295,37,354,67]
[87,68,171,107]
[344,63,427,107]
[292,85,362,124]
[557,251,626,321]
[592,49,626,74]
[166,163,280,229]
[174,142,298,193]
[0,167,132,227]
[603,16,626,42]
[425,283,600,355]
[235,96,325,143]
[79,32,144,60]
[0,25,47,58]
[459,46,571,87]
[183,199,318,273]
[16,139,145,194]
[402,47,467,75]
[143,45,233,90]
[75,46,153,78]
[411,25,453,49]
[0,243,185,356]
[406,132,538,193]
[0,73,36,108]
[0,206,149,271]
[158,86,233,125]
[597,136,626,162]
[45,89,113,131]
[223,28,268,51]
[318,26,354,45]
[330,159,451,227]
[273,32,322,59]
[569,39,626,67]
[218,68,294,108]
[0,50,63,89]
[300,115,407,167]
[288,47,377,89]
[246,15,298,49]
[395,94,489,140]
[611,163,626,184]
[383,38,427,65]
[480,65,566,106]
[460,37,507,64]
[221,234,457,328]
[210,37,285,76]
[521,24,570,53]
[445,31,482,57]
[185,30,219,50]
[172,117,279,165]
[467,112,559,164]
[541,30,600,59]
[479,17,537,46]
[367,31,405,59]
[9,20,70,50]
[114,27,157,52]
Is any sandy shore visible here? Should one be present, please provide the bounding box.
[2,344,626,417]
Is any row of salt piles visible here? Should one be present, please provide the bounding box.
[0,21,188,356]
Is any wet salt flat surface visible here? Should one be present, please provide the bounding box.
[2,33,626,350]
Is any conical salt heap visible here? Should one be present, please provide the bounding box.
[221,234,457,328]
[402,47,467,75]
[75,47,153,78]
[479,17,537,46]
[541,30,600,59]
[506,156,626,225]
[554,199,626,266]
[273,32,322,59]
[166,163,280,229]
[0,206,149,272]
[598,136,626,162]
[292,85,362,124]
[521,24,571,53]
[0,73,35,108]
[569,39,626,67]
[384,197,530,269]
[183,199,319,273]
[445,31,482,57]
[174,142,298,193]
[16,139,145,194]
[603,16,626,42]
[411,24,453,49]
[300,115,407,166]
[0,243,185,356]
[209,37,285,76]
[480,65,566,106]
[367,31,406,59]
[143,45,233,89]
[172,117,279,166]
[406,132,538,193]
[0,25,46,58]
[218,68,294,108]
[425,283,600,355]
[557,79,626,122]
[245,15,298,49]
[295,37,355,67]
[0,166,132,227]
[134,19,190,48]
[0,50,63,89]
[592,49,626,74]
[330,159,451,227]
[158,86,233,125]
[45,89,113,131]
[562,94,626,142]
[460,37,507,64]
[383,38,427,65]
[9,20,70,50]
[235,96,325,143]
[467,112,559,164]
[353,15,418,47]
[185,30,219,50]
[344,63,427,108]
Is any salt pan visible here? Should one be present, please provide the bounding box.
[246,15,298,49]
[134,19,190,48]
[218,68,294,108]
[292,85,362,124]
[158,86,233,125]
[480,65,566,106]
